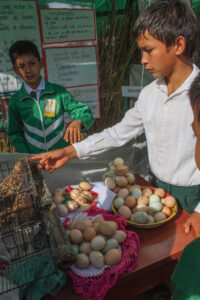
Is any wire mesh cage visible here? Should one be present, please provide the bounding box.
[0,155,75,296]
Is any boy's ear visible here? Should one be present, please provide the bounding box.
[12,65,19,76]
[174,36,186,56]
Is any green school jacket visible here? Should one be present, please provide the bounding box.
[8,80,94,154]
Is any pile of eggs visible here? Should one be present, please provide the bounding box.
[104,157,135,196]
[66,217,126,269]
[113,185,176,225]
[52,181,94,218]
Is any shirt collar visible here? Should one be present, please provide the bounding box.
[155,63,200,95]
[24,77,45,94]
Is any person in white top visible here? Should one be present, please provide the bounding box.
[30,0,200,236]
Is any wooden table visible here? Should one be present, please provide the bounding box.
[43,175,197,300]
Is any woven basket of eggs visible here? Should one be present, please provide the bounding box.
[112,186,178,229]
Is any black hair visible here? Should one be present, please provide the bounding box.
[189,73,200,109]
[9,40,40,65]
[133,0,197,59]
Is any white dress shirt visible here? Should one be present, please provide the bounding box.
[74,64,200,211]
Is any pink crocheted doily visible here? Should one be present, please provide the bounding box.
[67,206,140,300]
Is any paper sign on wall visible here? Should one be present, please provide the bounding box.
[40,8,96,44]
[44,46,98,87]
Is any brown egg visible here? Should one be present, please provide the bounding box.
[93,222,100,233]
[92,216,105,224]
[99,221,117,236]
[80,242,93,255]
[75,253,89,269]
[115,165,129,176]
[126,173,135,184]
[53,194,63,205]
[83,226,96,242]
[68,219,77,230]
[113,157,124,166]
[117,188,129,199]
[56,204,68,217]
[113,186,121,193]
[108,221,118,231]
[133,204,149,213]
[137,195,149,206]
[53,188,63,197]
[142,188,153,197]
[125,196,137,208]
[154,188,165,198]
[104,249,121,266]
[111,230,127,243]
[128,185,141,194]
[115,176,128,188]
[118,205,132,220]
[79,181,91,191]
[162,205,171,217]
[75,219,92,231]
[69,229,83,244]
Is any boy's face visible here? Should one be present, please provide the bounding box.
[13,54,43,90]
[192,103,200,170]
[137,31,177,79]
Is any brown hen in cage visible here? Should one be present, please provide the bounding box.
[0,156,75,296]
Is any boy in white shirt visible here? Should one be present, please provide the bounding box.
[30,0,200,236]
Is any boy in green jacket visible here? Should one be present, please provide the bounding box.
[8,40,94,154]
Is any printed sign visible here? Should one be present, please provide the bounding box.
[40,8,96,44]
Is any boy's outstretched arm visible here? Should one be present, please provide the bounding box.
[183,211,200,237]
[29,145,77,173]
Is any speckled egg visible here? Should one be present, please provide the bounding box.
[154,212,167,222]
[114,197,125,209]
[133,211,148,224]
[149,201,163,213]
[147,215,155,224]
[149,194,160,204]
[132,188,142,199]
[102,238,119,254]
